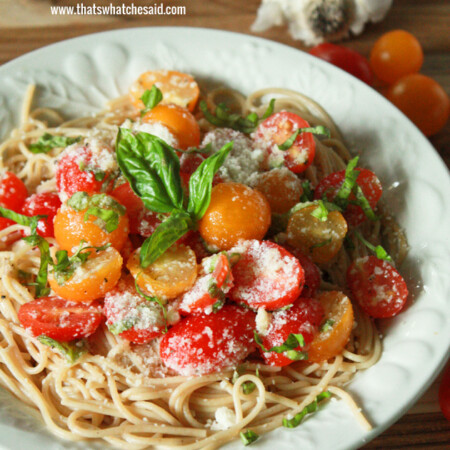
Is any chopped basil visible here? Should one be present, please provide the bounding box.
[278,125,331,151]
[22,235,51,297]
[300,180,314,202]
[0,205,45,235]
[78,160,106,182]
[351,184,378,221]
[309,238,332,251]
[37,335,87,364]
[282,391,331,428]
[140,85,163,116]
[200,99,275,134]
[320,319,335,333]
[242,381,256,394]
[183,143,213,155]
[108,318,136,335]
[333,156,360,208]
[212,299,225,313]
[354,231,392,262]
[29,133,81,154]
[254,331,307,361]
[240,430,259,446]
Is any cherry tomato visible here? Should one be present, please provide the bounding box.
[255,112,316,173]
[127,244,197,300]
[180,231,211,263]
[347,255,408,318]
[104,277,178,344]
[199,182,271,251]
[229,240,304,310]
[386,74,449,137]
[179,253,233,315]
[285,246,321,298]
[259,297,324,367]
[0,217,24,247]
[310,43,373,85]
[370,30,423,85]
[439,362,450,421]
[56,142,117,201]
[160,305,256,376]
[21,192,61,238]
[0,172,28,212]
[48,246,123,302]
[314,167,382,227]
[308,291,354,363]
[287,205,348,264]
[142,104,200,150]
[129,70,200,112]
[18,296,103,341]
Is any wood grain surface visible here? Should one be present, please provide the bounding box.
[0,0,449,448]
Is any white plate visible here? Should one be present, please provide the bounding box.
[0,27,448,450]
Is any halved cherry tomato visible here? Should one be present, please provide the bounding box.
[160,305,256,376]
[127,244,197,300]
[111,181,143,218]
[314,167,382,227]
[179,253,233,315]
[255,112,316,173]
[229,240,304,310]
[53,195,129,253]
[0,172,28,212]
[21,192,61,238]
[347,255,408,318]
[56,142,117,200]
[259,297,324,367]
[129,70,200,112]
[253,168,303,214]
[287,205,348,264]
[308,291,354,363]
[386,74,449,137]
[199,182,271,251]
[310,43,373,85]
[370,30,423,85]
[142,104,200,150]
[18,296,103,341]
[48,246,123,302]
[439,362,450,421]
[104,276,179,344]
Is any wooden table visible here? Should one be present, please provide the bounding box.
[0,0,449,448]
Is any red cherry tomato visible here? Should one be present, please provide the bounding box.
[56,143,116,200]
[111,181,143,217]
[370,30,423,85]
[0,217,24,246]
[347,256,408,318]
[104,277,172,344]
[310,43,373,85]
[18,296,103,342]
[21,192,61,238]
[160,305,256,376]
[386,74,449,137]
[179,253,233,315]
[439,362,450,421]
[259,297,324,367]
[285,247,321,298]
[255,112,316,174]
[314,167,382,227]
[0,172,28,212]
[229,240,304,310]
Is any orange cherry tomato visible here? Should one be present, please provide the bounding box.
[286,205,348,264]
[199,182,271,251]
[370,30,423,84]
[48,246,123,302]
[54,195,129,253]
[386,74,449,137]
[253,168,303,214]
[142,104,200,150]
[308,291,354,363]
[127,244,197,300]
[130,70,200,112]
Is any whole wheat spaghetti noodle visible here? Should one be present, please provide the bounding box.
[0,79,408,450]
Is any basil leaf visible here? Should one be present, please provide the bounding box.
[140,85,163,116]
[333,156,360,208]
[351,184,378,221]
[184,143,213,155]
[240,430,259,446]
[116,128,184,213]
[254,331,307,360]
[139,211,193,268]
[278,126,330,151]
[260,98,276,120]
[29,133,81,154]
[354,231,392,262]
[187,142,233,221]
[0,205,45,235]
[282,391,331,428]
[320,319,335,333]
[22,235,51,297]
[37,336,87,364]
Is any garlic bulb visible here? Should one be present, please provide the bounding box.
[251,0,393,45]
